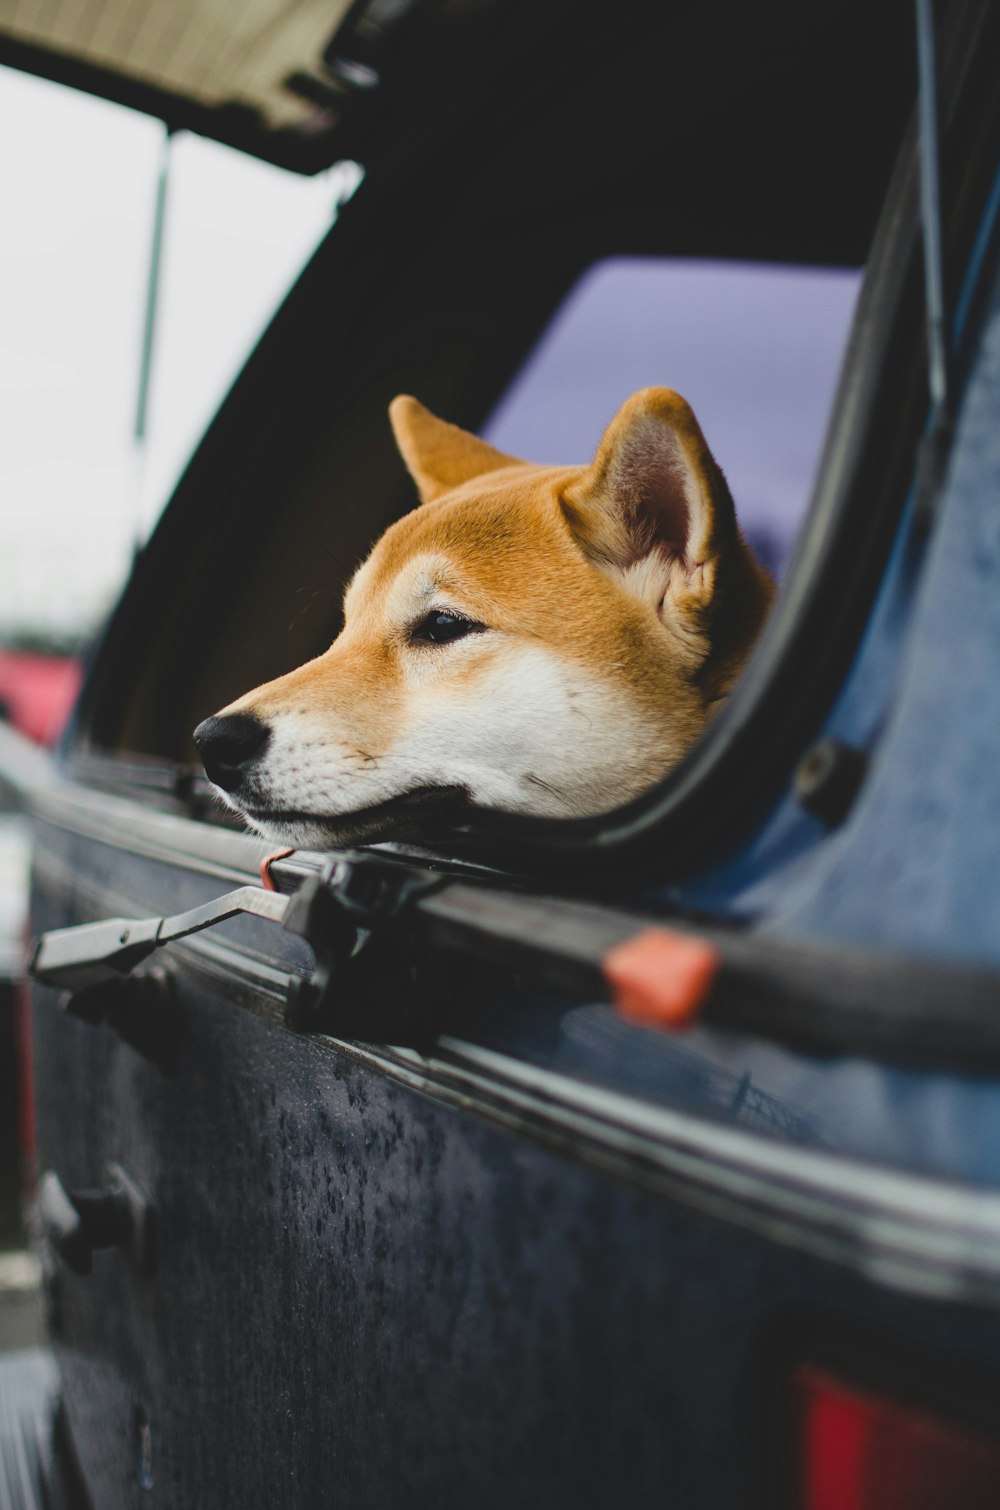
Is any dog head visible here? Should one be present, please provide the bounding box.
[194,387,773,848]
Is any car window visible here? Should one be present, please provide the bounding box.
[482,257,862,580]
[73,229,872,787]
[57,0,917,857]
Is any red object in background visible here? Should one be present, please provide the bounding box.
[0,650,83,746]
[793,1365,1000,1509]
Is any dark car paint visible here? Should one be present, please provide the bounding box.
[26,809,1000,1508]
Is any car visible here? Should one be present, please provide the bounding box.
[3,0,1000,1505]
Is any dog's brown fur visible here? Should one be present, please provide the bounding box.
[200,388,773,848]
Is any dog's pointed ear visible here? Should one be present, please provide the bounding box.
[389,395,522,504]
[562,387,739,610]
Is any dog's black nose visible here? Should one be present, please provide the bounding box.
[194,713,270,791]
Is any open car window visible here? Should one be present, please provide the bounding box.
[67,164,894,870]
[481,257,862,581]
[59,0,1000,907]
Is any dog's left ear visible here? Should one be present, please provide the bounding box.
[389,395,522,504]
[562,387,746,618]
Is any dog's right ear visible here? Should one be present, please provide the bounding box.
[562,387,773,697]
[562,388,735,584]
[389,395,522,504]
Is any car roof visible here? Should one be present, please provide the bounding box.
[0,0,915,259]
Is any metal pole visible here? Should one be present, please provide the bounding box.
[135,127,173,447]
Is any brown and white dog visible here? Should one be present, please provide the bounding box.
[194,388,773,849]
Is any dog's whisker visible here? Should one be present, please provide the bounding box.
[524,772,562,799]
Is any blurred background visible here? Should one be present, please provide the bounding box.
[0,63,345,661]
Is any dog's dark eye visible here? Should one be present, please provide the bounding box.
[411,611,484,645]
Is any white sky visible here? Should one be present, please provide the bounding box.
[0,63,342,643]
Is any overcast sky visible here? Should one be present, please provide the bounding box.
[0,63,338,643]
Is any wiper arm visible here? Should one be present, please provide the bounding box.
[30,886,289,994]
